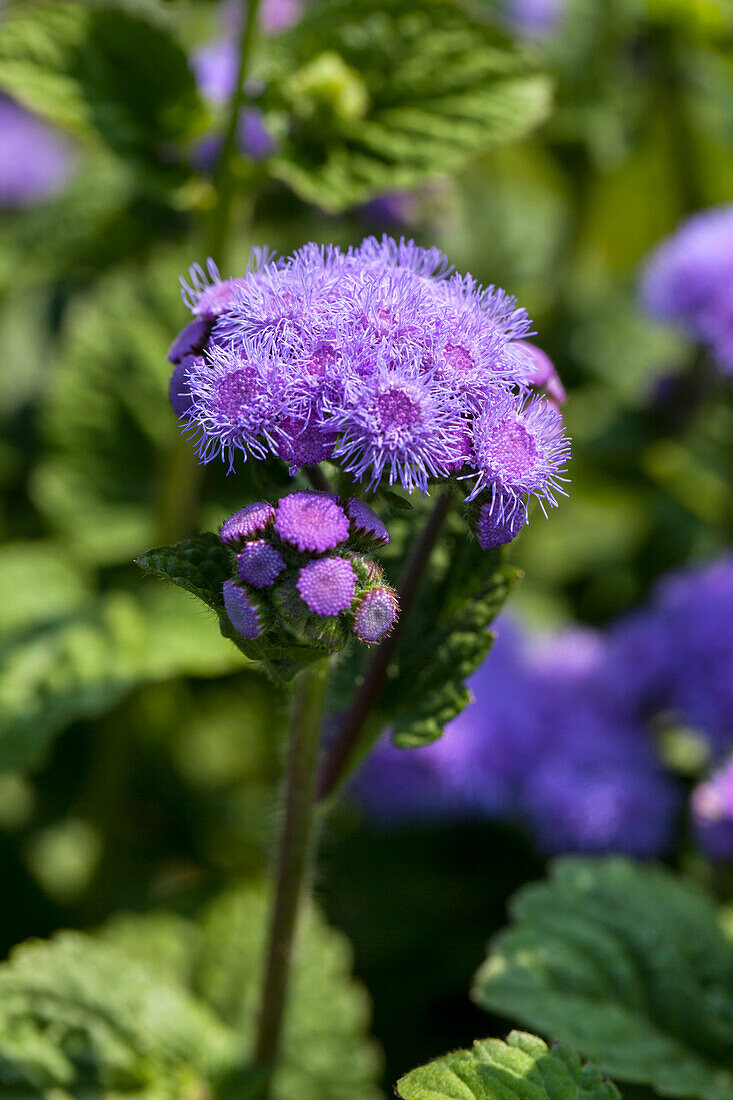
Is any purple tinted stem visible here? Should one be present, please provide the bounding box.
[317,490,452,801]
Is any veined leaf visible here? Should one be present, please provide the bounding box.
[0,585,244,774]
[396,1030,621,1100]
[474,858,733,1100]
[136,535,328,682]
[0,932,238,1097]
[0,1,205,167]
[263,0,552,210]
[0,884,383,1099]
[389,547,520,748]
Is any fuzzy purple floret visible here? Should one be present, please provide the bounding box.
[220,501,276,543]
[468,394,570,515]
[354,587,398,642]
[274,492,349,553]
[222,580,262,639]
[236,540,285,588]
[297,557,356,617]
[185,341,283,466]
[345,498,390,544]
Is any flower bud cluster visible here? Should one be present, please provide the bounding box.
[219,491,398,651]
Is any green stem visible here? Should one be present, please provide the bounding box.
[317,490,452,802]
[251,660,330,1096]
[156,0,263,544]
[207,0,264,266]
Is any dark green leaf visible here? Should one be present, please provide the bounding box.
[263,0,552,210]
[474,858,733,1100]
[136,533,233,616]
[0,883,383,1100]
[390,556,519,747]
[396,1030,621,1100]
[0,1,205,171]
[136,535,329,682]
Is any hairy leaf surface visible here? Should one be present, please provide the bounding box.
[396,1030,621,1100]
[264,0,552,209]
[0,884,382,1098]
[474,858,733,1100]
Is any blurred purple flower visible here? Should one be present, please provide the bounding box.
[693,756,733,861]
[505,0,564,36]
[0,96,76,208]
[353,617,680,857]
[641,204,733,376]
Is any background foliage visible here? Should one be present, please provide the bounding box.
[0,0,732,1095]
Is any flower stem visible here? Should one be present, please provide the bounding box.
[251,659,330,1095]
[207,0,264,265]
[156,0,263,545]
[317,490,452,802]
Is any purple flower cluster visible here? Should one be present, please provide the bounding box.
[0,96,76,208]
[168,237,570,548]
[219,491,398,649]
[641,204,733,376]
[353,556,733,859]
[352,621,680,856]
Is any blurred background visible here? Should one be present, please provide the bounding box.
[1,0,732,1092]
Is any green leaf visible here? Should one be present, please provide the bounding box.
[137,535,336,682]
[136,533,233,617]
[0,585,244,774]
[0,543,89,641]
[263,0,552,210]
[390,555,520,747]
[0,1,204,171]
[396,1030,621,1100]
[0,884,383,1098]
[474,857,733,1100]
[0,932,239,1097]
[31,254,189,567]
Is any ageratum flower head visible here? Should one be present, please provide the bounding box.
[218,491,398,653]
[641,204,733,377]
[169,236,570,548]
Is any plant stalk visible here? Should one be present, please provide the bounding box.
[317,490,452,802]
[251,659,330,1095]
[157,0,263,545]
[207,0,263,265]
